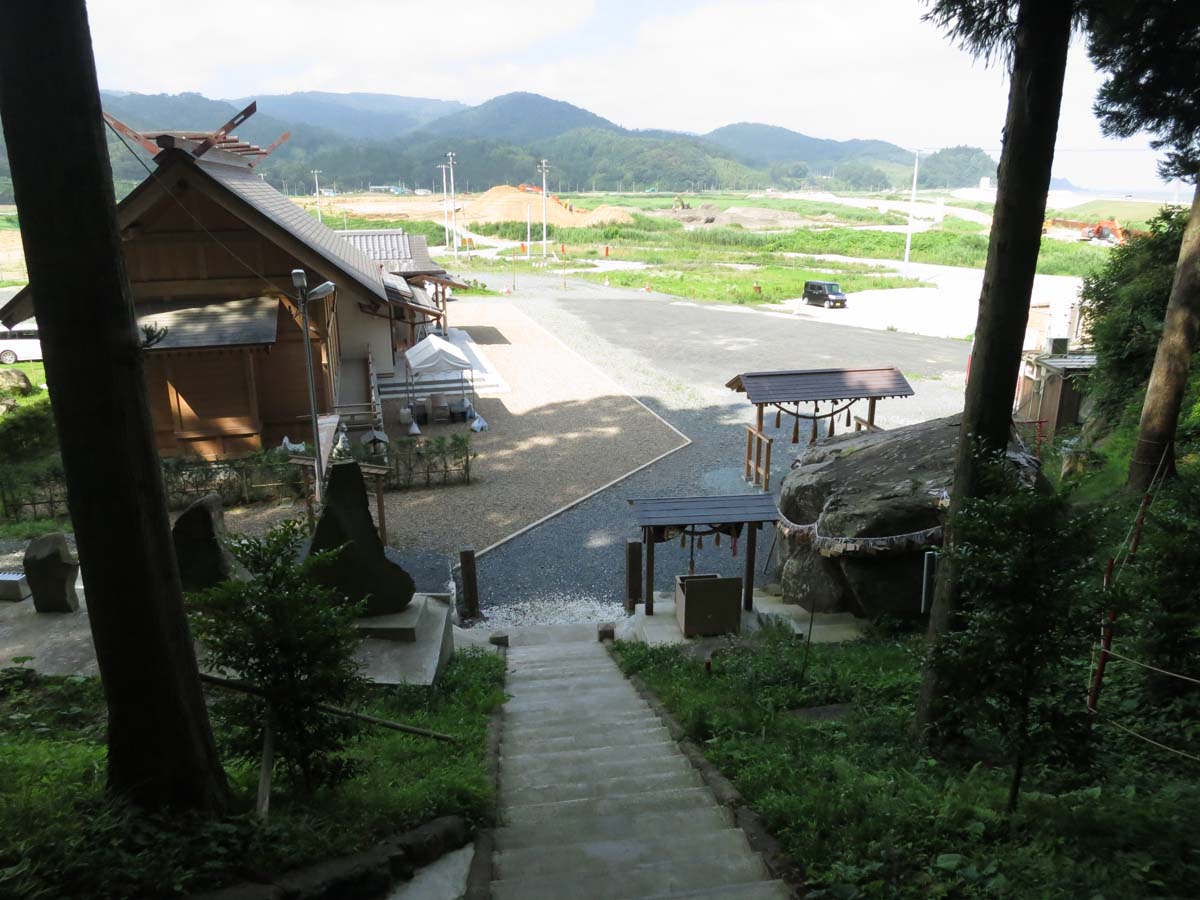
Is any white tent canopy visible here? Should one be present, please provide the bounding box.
[404,334,471,375]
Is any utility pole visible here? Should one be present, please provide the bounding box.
[437,163,450,248]
[537,158,550,259]
[526,206,531,259]
[312,169,323,223]
[446,150,458,261]
[902,150,920,274]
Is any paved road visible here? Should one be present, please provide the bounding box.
[464,274,969,623]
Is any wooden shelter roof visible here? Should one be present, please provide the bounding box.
[726,367,914,405]
[338,230,446,277]
[628,494,779,528]
[136,296,280,350]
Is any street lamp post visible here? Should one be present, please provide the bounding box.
[902,150,920,274]
[537,159,550,259]
[291,269,336,500]
[312,169,323,223]
[446,151,458,261]
[437,163,450,249]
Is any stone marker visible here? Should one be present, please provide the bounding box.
[309,461,415,616]
[172,493,248,593]
[488,631,509,648]
[597,622,616,642]
[24,533,79,613]
[0,369,34,396]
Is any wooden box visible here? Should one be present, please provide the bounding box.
[674,574,742,638]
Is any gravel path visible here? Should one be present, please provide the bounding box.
[463,273,969,625]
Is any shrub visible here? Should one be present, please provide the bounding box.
[187,520,368,792]
[929,462,1096,809]
[0,393,56,463]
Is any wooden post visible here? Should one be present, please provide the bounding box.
[374,474,387,546]
[459,548,480,619]
[644,528,655,616]
[744,426,753,481]
[763,438,773,492]
[625,539,642,613]
[743,523,757,611]
[868,397,878,429]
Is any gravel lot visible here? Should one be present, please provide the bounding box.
[463,273,969,624]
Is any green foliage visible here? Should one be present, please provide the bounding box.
[0,651,505,899]
[1082,206,1188,418]
[929,468,1096,806]
[0,516,69,540]
[614,632,1200,898]
[918,146,997,189]
[0,393,55,464]
[188,521,368,792]
[834,161,892,192]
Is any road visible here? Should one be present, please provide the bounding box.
[464,274,969,624]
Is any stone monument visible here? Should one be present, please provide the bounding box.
[23,533,80,613]
[172,493,249,593]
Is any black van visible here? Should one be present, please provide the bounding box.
[802,281,847,308]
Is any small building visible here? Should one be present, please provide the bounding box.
[1013,344,1096,441]
[1,139,416,458]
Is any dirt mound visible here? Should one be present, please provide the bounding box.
[460,186,633,228]
[582,205,634,226]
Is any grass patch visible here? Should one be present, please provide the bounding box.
[612,630,1200,898]
[579,262,925,305]
[0,214,18,230]
[3,360,45,388]
[0,517,69,540]
[560,193,909,226]
[0,649,505,899]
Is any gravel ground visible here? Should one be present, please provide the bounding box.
[462,273,969,624]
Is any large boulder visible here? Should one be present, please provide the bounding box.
[777,414,1040,619]
[308,461,415,616]
[24,533,80,613]
[172,493,248,593]
[0,369,34,397]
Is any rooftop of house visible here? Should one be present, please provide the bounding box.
[337,230,446,277]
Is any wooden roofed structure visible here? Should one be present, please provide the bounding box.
[727,367,914,489]
[629,494,779,615]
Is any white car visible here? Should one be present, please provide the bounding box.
[0,323,42,364]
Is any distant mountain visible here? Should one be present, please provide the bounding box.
[231,92,466,140]
[418,92,620,143]
[703,122,912,167]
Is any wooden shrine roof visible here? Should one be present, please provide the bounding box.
[628,494,779,528]
[726,367,914,405]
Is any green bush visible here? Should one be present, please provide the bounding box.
[929,467,1096,807]
[0,393,56,463]
[187,521,368,792]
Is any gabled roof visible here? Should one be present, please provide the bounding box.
[726,367,914,405]
[0,146,387,328]
[338,230,446,277]
[137,297,280,350]
[628,494,780,528]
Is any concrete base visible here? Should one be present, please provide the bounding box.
[355,594,455,686]
[0,572,31,602]
[384,845,473,900]
[627,591,865,646]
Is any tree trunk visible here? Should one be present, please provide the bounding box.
[0,2,229,811]
[917,0,1074,735]
[1127,181,1200,492]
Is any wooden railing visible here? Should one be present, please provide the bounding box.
[744,424,774,491]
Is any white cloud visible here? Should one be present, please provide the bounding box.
[84,0,1171,192]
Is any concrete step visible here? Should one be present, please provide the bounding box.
[500,768,702,806]
[636,881,793,900]
[507,645,611,662]
[494,828,754,881]
[506,678,636,700]
[507,664,622,684]
[500,752,696,793]
[502,786,714,828]
[489,853,770,900]
[501,738,674,769]
[503,711,662,742]
[494,806,734,851]
[502,723,670,755]
[503,702,654,728]
[504,686,639,712]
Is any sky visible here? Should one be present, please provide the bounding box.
[86,0,1180,195]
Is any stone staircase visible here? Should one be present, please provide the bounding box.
[489,629,791,900]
